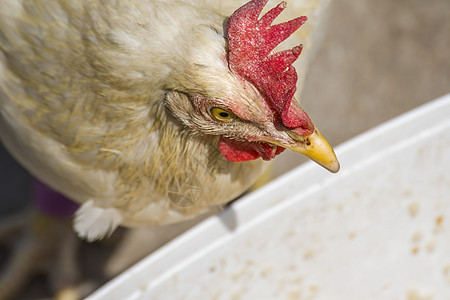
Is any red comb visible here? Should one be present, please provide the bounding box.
[227,0,309,129]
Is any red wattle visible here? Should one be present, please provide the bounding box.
[219,136,284,162]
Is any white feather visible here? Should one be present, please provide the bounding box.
[74,200,123,242]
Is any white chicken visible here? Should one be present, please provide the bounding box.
[0,0,337,298]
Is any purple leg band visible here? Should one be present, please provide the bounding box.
[32,179,79,217]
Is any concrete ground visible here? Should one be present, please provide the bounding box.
[1,0,449,298]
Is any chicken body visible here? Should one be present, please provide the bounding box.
[0,0,336,241]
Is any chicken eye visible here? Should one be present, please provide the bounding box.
[209,107,234,122]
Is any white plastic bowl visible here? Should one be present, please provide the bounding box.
[88,93,450,300]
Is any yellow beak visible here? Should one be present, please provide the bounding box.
[288,128,340,173]
[272,127,340,173]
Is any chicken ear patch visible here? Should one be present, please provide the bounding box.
[226,0,313,134]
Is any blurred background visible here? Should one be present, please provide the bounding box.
[1,0,449,298]
[275,0,450,175]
